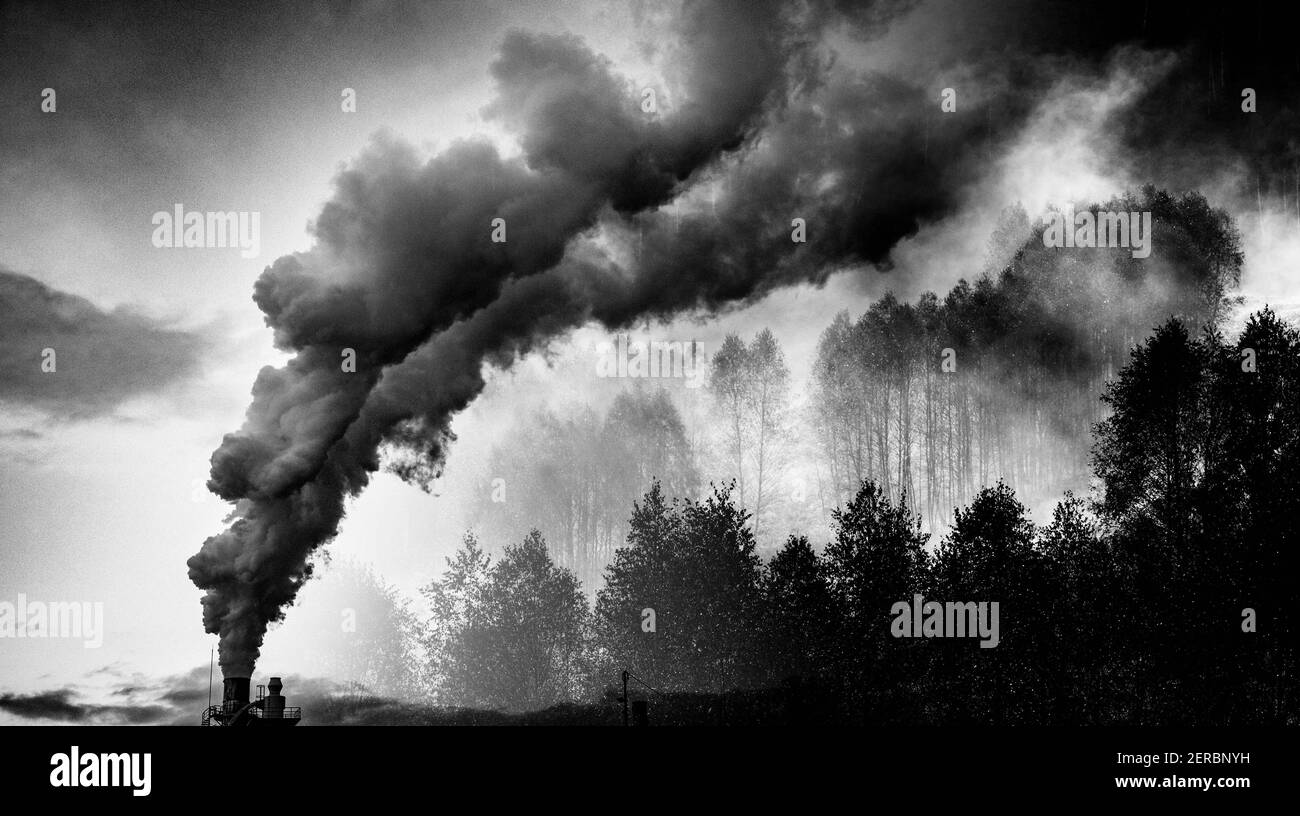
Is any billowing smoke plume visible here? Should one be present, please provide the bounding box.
[190,0,1300,676]
[188,0,810,677]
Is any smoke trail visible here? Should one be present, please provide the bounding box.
[188,0,803,676]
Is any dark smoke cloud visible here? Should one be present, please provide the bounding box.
[589,0,1300,318]
[0,688,172,724]
[0,689,83,720]
[565,54,1068,323]
[189,0,805,677]
[0,268,206,419]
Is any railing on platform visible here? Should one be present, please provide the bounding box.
[249,706,301,720]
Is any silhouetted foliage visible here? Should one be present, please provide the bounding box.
[1092,308,1299,723]
[593,481,765,694]
[760,535,836,686]
[411,183,1293,723]
[421,531,588,712]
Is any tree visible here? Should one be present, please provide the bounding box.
[594,481,764,694]
[480,531,590,711]
[760,535,836,685]
[601,388,700,532]
[811,311,864,508]
[421,534,493,707]
[1094,319,1213,541]
[592,482,680,689]
[1035,493,1124,723]
[710,335,751,507]
[930,482,1050,724]
[1093,310,1299,722]
[708,329,791,549]
[822,480,929,720]
[746,328,791,543]
[676,483,766,690]
[469,389,698,590]
[422,531,589,712]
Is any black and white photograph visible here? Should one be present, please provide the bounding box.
[0,0,1295,801]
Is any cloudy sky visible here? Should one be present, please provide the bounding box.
[2,0,1298,722]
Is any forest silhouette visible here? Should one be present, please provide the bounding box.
[326,188,1296,724]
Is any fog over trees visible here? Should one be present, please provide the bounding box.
[468,388,700,589]
[469,185,1244,563]
[315,188,1295,724]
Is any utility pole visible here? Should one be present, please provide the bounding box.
[619,669,659,726]
[621,670,630,726]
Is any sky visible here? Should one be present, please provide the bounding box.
[2,0,1298,722]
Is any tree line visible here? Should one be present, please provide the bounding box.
[808,186,1243,529]
[470,186,1245,572]
[409,306,1295,722]
[331,185,1294,723]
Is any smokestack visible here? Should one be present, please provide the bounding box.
[263,676,285,719]
[222,676,250,714]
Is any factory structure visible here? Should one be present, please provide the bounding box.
[203,675,302,727]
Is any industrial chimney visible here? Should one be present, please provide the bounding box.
[222,677,250,716]
[203,673,301,726]
[263,677,285,718]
